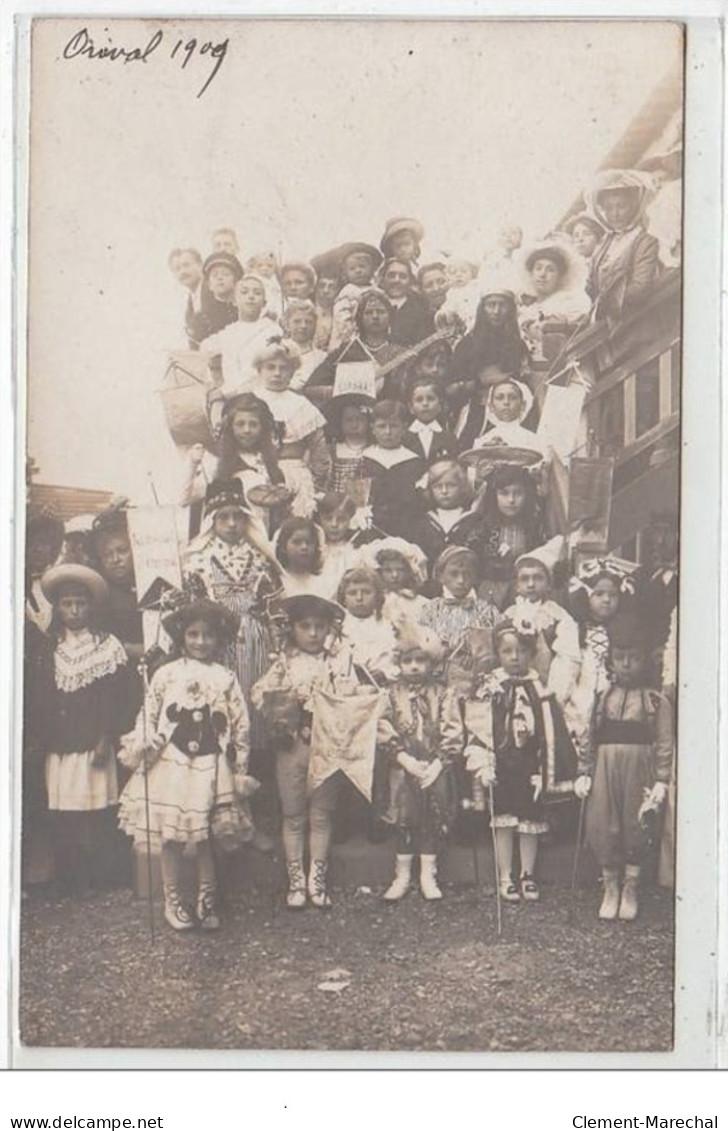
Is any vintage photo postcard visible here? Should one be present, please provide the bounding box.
[7,13,723,1066]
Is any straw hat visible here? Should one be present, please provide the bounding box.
[275,594,346,625]
[379,217,425,254]
[41,563,109,605]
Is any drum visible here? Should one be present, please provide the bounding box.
[158,351,218,452]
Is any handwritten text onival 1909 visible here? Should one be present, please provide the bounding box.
[62,27,229,99]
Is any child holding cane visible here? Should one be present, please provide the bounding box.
[464,620,575,903]
[118,597,251,932]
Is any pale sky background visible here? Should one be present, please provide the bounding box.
[26,18,682,503]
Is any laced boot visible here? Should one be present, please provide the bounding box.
[419,854,443,901]
[163,883,194,931]
[598,868,621,920]
[383,855,413,902]
[285,860,307,910]
[618,865,640,921]
[196,882,221,930]
[519,873,540,902]
[308,859,332,909]
[499,878,521,903]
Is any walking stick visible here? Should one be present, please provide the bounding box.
[470,827,481,894]
[460,799,482,897]
[568,795,587,925]
[139,658,156,945]
[488,783,502,938]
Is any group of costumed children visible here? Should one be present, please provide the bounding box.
[26,496,674,934]
[24,201,677,934]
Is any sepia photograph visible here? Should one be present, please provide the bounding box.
[16,16,687,1056]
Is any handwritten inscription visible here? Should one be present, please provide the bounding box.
[62,27,229,98]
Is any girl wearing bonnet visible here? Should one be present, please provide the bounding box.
[455,370,543,457]
[360,535,431,626]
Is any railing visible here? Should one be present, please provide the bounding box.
[547,270,681,560]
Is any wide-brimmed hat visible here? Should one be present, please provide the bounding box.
[275,594,345,625]
[520,238,585,293]
[323,392,375,432]
[162,597,240,645]
[339,242,383,270]
[310,246,345,280]
[41,563,109,605]
[202,251,244,280]
[563,212,606,240]
[379,217,425,254]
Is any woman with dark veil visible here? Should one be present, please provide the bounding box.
[447,287,530,407]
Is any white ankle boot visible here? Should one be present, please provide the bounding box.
[619,866,640,921]
[599,869,621,920]
[383,855,413,902]
[163,883,194,931]
[308,859,332,909]
[419,854,443,901]
[285,860,307,910]
[196,882,221,930]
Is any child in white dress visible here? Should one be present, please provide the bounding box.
[118,597,251,932]
[253,338,331,517]
[337,566,398,685]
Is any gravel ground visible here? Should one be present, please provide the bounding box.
[19,874,674,1052]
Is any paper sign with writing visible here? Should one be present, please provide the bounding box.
[333,360,377,400]
[127,506,184,649]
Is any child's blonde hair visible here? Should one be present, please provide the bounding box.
[425,459,472,508]
[252,337,301,374]
[337,566,385,616]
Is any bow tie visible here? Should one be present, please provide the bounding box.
[442,596,476,609]
[410,420,442,436]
